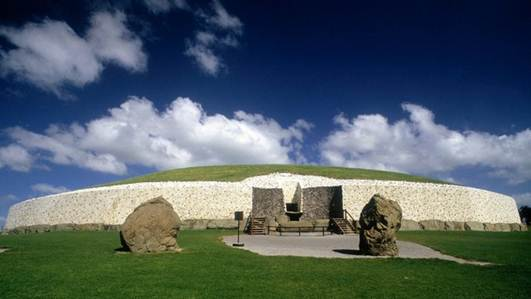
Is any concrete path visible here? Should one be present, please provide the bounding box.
[223,234,490,265]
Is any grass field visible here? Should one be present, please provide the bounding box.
[0,230,530,298]
[106,164,448,186]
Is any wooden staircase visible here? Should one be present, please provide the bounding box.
[249,217,267,235]
[332,218,356,234]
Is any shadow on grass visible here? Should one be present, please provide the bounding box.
[114,247,130,253]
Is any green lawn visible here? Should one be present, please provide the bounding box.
[106,164,448,186]
[0,230,530,298]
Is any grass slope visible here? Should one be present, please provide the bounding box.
[0,230,530,298]
[107,164,447,186]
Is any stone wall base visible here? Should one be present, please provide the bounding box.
[401,219,527,232]
[2,218,527,234]
[2,219,248,234]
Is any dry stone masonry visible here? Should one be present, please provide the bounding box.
[4,173,523,232]
[251,188,285,218]
[300,186,343,220]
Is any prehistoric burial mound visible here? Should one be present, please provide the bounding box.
[3,165,524,232]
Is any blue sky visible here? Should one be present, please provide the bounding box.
[1,0,531,227]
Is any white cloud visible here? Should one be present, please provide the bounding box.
[142,0,189,13]
[0,10,146,98]
[185,1,243,75]
[86,11,147,72]
[31,183,69,195]
[320,103,531,184]
[0,144,33,172]
[4,97,311,174]
[513,193,531,207]
[0,20,101,97]
[184,39,223,75]
[6,126,127,174]
[202,0,243,33]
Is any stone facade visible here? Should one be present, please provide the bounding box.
[251,188,285,218]
[300,186,343,220]
[4,173,522,230]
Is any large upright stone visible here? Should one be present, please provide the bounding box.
[359,194,402,256]
[120,197,181,253]
[300,186,343,220]
[252,188,285,218]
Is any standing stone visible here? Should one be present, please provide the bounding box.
[300,186,343,220]
[120,197,181,253]
[359,194,402,256]
[252,188,285,218]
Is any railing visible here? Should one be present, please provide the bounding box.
[243,213,252,234]
[271,225,329,236]
[343,209,357,232]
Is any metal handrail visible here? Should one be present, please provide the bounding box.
[275,224,328,236]
[243,213,252,234]
[343,209,357,231]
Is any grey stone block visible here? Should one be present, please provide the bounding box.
[445,221,465,231]
[401,219,422,231]
[483,223,497,231]
[300,186,342,220]
[464,221,484,231]
[419,220,446,230]
[252,187,285,218]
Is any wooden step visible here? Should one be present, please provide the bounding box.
[249,217,267,235]
[332,218,356,234]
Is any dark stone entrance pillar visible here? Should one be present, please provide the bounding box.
[251,187,285,218]
[300,186,343,220]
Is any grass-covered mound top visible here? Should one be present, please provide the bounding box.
[108,164,447,186]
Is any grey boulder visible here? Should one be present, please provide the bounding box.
[359,194,402,256]
[120,196,181,253]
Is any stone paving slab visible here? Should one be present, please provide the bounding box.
[223,234,490,266]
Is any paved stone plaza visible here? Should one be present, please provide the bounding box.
[223,234,490,265]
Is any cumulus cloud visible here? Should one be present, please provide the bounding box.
[31,183,69,195]
[7,126,127,175]
[0,144,33,172]
[3,97,311,174]
[185,1,243,75]
[142,0,189,13]
[320,103,531,184]
[0,10,146,98]
[86,11,146,72]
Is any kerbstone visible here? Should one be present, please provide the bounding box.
[464,222,484,231]
[444,221,465,231]
[401,219,421,231]
[419,220,446,231]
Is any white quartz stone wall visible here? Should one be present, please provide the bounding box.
[4,173,521,229]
